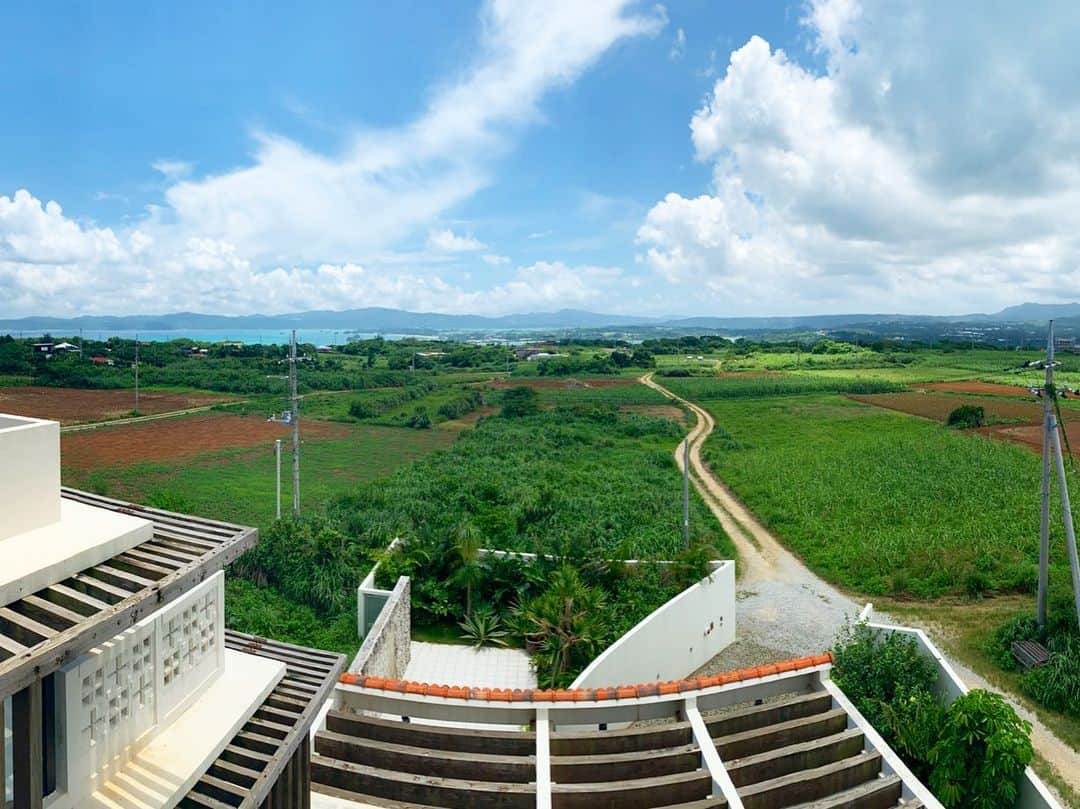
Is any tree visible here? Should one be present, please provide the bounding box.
[513,566,610,688]
[928,690,1033,809]
[501,386,539,417]
[946,404,985,429]
[452,520,484,617]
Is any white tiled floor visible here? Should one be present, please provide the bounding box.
[403,641,537,689]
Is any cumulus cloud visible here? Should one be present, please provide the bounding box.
[637,0,1080,314]
[428,228,487,252]
[2,1,663,317]
[0,189,623,317]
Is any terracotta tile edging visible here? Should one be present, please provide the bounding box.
[338,652,833,703]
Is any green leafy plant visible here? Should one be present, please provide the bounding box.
[513,566,611,688]
[946,404,985,429]
[928,690,1033,809]
[1020,634,1080,716]
[501,386,540,417]
[831,621,939,732]
[458,603,509,648]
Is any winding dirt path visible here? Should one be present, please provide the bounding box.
[642,372,1080,802]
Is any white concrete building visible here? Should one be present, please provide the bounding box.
[0,414,343,809]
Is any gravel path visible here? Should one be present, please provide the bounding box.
[642,373,1080,802]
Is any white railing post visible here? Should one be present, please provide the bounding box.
[535,707,552,809]
[684,695,744,808]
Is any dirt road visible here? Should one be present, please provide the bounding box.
[642,373,1080,801]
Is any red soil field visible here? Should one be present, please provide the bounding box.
[61,413,350,469]
[0,386,230,424]
[917,381,1033,397]
[850,390,1080,454]
[486,377,635,390]
[848,392,1049,424]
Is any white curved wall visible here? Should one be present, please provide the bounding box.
[572,561,735,688]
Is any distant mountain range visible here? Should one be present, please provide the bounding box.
[4,303,1080,335]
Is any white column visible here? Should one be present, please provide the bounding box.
[685,696,744,809]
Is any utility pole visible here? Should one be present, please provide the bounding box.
[275,438,282,520]
[1038,323,1054,629]
[1038,320,1080,631]
[289,330,300,516]
[134,335,140,415]
[682,438,690,548]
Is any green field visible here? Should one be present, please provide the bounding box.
[689,392,1068,597]
[63,422,459,530]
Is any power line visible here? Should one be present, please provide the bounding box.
[290,330,301,517]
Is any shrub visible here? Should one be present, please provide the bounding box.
[458,604,509,648]
[831,621,939,732]
[406,407,432,429]
[928,690,1033,809]
[501,386,540,417]
[946,404,985,429]
[1020,634,1080,715]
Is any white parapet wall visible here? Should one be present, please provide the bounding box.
[864,610,1062,809]
[0,414,61,540]
[571,560,736,688]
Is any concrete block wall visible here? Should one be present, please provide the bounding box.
[51,573,226,809]
[349,577,411,679]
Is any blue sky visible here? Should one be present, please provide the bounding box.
[2,1,1079,317]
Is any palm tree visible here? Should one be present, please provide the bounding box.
[452,520,484,617]
[514,566,609,688]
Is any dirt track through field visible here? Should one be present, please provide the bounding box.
[641,373,1080,800]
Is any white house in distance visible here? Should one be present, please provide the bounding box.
[0,413,343,809]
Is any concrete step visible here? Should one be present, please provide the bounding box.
[315,729,535,783]
[313,781,450,808]
[785,774,903,809]
[324,709,536,756]
[550,768,714,809]
[737,751,884,809]
[706,691,834,739]
[713,709,850,760]
[724,729,866,788]
[551,743,701,783]
[551,719,693,756]
[311,753,536,809]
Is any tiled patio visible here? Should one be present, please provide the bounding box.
[403,640,537,689]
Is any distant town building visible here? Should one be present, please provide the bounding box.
[1055,337,1077,354]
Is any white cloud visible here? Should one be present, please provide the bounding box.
[159,0,665,266]
[669,27,685,61]
[428,228,487,252]
[482,253,511,265]
[0,189,623,317]
[1,1,664,317]
[637,0,1080,314]
[151,160,194,180]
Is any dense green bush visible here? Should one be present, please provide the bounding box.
[928,690,1033,808]
[501,386,540,417]
[946,404,986,429]
[831,621,939,733]
[833,623,1034,808]
[1019,633,1080,716]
